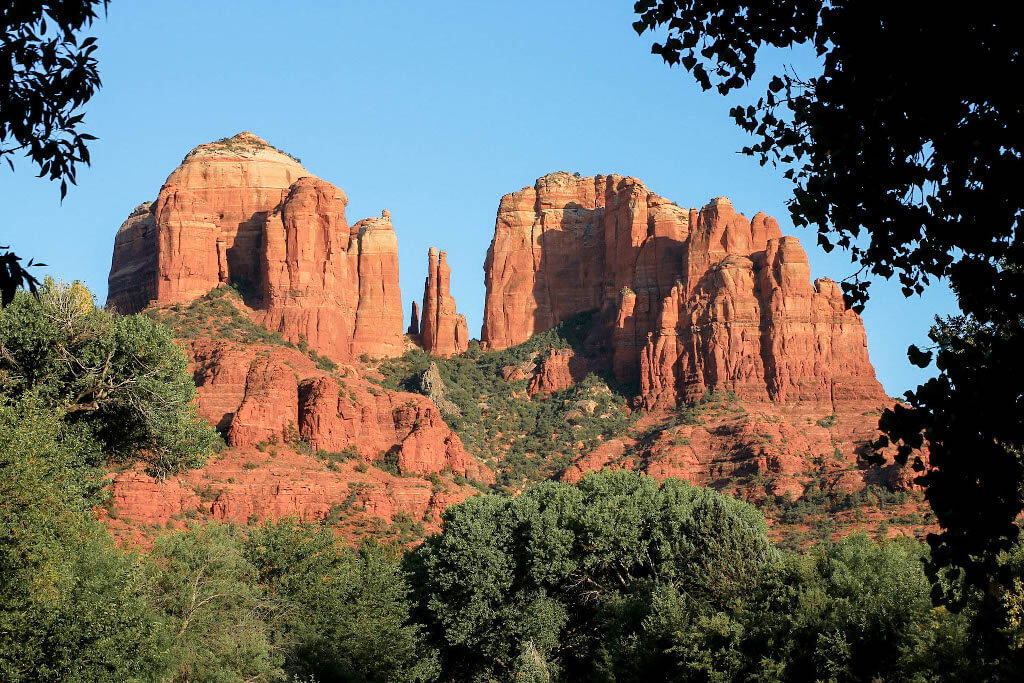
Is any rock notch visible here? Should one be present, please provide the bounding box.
[481,173,886,410]
[107,132,404,361]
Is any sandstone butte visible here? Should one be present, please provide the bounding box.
[481,172,888,412]
[417,247,469,356]
[107,131,404,361]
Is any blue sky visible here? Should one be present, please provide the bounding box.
[1,1,956,395]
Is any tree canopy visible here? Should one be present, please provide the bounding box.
[0,280,219,476]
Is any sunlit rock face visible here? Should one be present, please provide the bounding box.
[419,247,468,357]
[481,174,886,410]
[107,132,403,361]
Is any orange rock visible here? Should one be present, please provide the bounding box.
[419,247,468,356]
[106,132,404,361]
[227,355,299,447]
[527,349,589,397]
[105,448,479,542]
[481,174,886,410]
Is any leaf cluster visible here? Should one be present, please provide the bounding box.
[634,3,1021,313]
[1,1,108,198]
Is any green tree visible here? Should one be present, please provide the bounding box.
[748,535,972,681]
[0,399,164,681]
[407,470,777,681]
[244,519,437,682]
[633,1,1024,588]
[0,280,218,476]
[146,523,283,682]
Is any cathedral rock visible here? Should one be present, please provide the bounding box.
[481,172,886,410]
[107,132,404,361]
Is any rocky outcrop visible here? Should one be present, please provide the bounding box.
[419,362,461,417]
[185,336,491,481]
[481,174,886,410]
[527,349,590,397]
[107,132,404,361]
[108,203,158,313]
[105,449,478,546]
[419,247,468,356]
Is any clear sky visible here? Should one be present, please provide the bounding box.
[1,1,957,396]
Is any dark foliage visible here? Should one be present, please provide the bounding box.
[1,1,107,305]
[634,1,1024,589]
[1,1,107,197]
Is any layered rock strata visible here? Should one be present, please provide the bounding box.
[481,173,886,410]
[419,247,468,356]
[107,132,404,360]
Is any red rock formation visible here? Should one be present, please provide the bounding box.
[105,448,479,545]
[481,173,688,357]
[227,355,300,447]
[104,322,492,546]
[348,212,404,359]
[107,203,157,313]
[419,247,468,356]
[527,349,593,397]
[298,374,491,482]
[481,175,886,410]
[107,132,404,361]
[408,301,420,335]
[560,400,924,508]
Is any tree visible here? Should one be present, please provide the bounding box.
[1,1,106,197]
[146,523,283,682]
[0,280,219,476]
[1,1,108,304]
[0,399,164,681]
[633,1,1023,588]
[244,519,437,682]
[407,470,778,680]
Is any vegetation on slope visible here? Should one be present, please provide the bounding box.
[377,310,636,490]
[145,284,338,372]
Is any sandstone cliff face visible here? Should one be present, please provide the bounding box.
[481,174,886,410]
[108,202,157,313]
[105,449,478,547]
[419,247,468,356]
[107,132,403,360]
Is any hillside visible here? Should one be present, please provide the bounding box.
[102,133,930,548]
